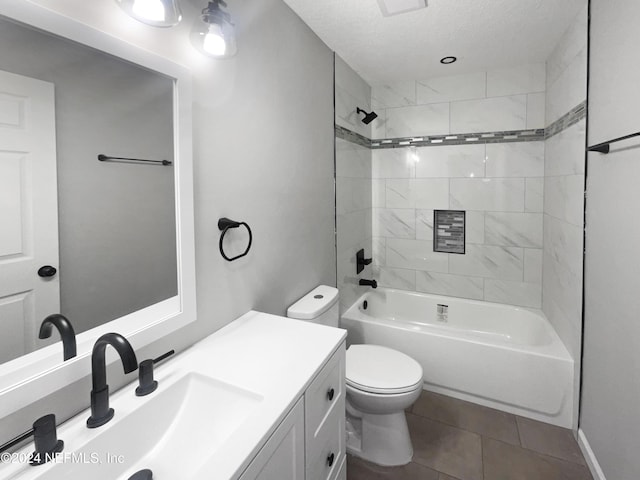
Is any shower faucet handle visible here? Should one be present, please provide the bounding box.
[356,249,373,274]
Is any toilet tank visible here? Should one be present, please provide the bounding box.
[287,285,339,327]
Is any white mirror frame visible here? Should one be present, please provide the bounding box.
[0,0,196,418]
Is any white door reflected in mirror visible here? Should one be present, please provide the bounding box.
[0,70,59,364]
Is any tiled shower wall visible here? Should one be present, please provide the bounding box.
[543,6,587,372]
[335,56,373,312]
[370,64,546,308]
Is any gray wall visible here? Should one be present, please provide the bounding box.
[0,0,335,442]
[580,0,640,478]
[0,18,177,335]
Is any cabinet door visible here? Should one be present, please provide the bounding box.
[239,398,304,480]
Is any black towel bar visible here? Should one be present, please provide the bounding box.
[587,131,640,154]
[98,154,172,166]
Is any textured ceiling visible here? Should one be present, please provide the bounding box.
[281,0,586,84]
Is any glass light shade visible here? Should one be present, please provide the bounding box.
[191,12,237,58]
[115,0,182,27]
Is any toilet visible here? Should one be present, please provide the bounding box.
[287,285,424,467]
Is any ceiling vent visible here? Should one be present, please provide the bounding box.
[376,0,427,17]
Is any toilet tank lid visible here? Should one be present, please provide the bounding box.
[287,285,339,320]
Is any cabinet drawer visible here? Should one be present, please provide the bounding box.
[305,343,345,445]
[306,404,345,480]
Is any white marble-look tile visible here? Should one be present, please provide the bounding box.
[372,148,415,178]
[416,71,486,104]
[385,103,450,138]
[386,238,448,272]
[546,5,588,88]
[544,174,585,227]
[525,177,544,213]
[486,63,546,97]
[485,212,543,248]
[545,120,586,176]
[352,178,372,211]
[415,209,434,241]
[450,95,527,133]
[385,178,449,209]
[336,177,351,215]
[385,179,413,208]
[484,279,542,308]
[449,244,524,281]
[370,110,387,139]
[465,211,485,244]
[415,144,486,178]
[524,248,543,284]
[337,209,370,252]
[372,179,386,208]
[373,266,416,291]
[335,54,371,107]
[372,236,386,266]
[416,271,484,300]
[450,178,525,212]
[335,86,371,138]
[485,142,544,177]
[372,81,416,108]
[373,208,416,238]
[546,47,587,125]
[336,139,371,178]
[413,179,450,209]
[527,93,546,129]
[542,215,584,325]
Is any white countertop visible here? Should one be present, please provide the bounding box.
[1,311,346,480]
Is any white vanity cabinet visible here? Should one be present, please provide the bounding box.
[239,343,346,480]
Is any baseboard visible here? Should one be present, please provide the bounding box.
[578,428,607,480]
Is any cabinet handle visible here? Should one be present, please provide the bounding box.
[327,452,335,467]
[327,387,335,401]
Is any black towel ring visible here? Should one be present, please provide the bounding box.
[218,217,253,262]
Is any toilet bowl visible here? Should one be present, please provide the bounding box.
[287,285,424,466]
[345,344,423,466]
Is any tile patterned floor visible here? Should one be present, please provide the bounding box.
[347,390,593,480]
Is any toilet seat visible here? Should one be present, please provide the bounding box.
[346,345,423,395]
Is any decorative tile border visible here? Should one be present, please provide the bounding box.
[335,125,371,148]
[545,101,587,139]
[336,101,586,149]
[370,128,545,149]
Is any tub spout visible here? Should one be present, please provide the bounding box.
[359,279,377,289]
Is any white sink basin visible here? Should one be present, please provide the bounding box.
[8,373,263,480]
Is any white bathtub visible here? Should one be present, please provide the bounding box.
[340,288,574,427]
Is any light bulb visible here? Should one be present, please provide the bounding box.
[132,0,166,22]
[114,0,181,27]
[203,23,226,56]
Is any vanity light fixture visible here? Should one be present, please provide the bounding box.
[115,0,182,27]
[191,0,237,58]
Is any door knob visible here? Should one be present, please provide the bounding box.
[38,266,57,278]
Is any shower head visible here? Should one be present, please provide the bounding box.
[357,107,378,125]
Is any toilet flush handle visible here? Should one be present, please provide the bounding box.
[327,387,335,401]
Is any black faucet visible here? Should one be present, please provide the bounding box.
[359,279,377,289]
[39,314,77,361]
[87,333,138,429]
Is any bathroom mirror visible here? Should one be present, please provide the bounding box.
[0,1,196,417]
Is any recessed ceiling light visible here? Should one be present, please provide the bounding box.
[377,0,427,17]
[440,56,457,64]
